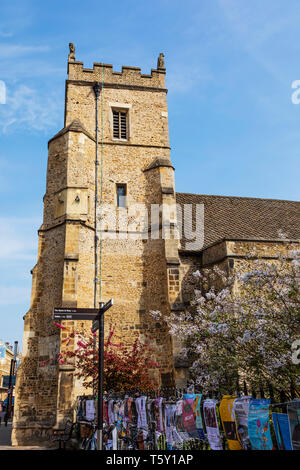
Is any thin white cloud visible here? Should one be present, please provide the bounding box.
[0,158,26,192]
[217,0,300,84]
[0,2,33,36]
[0,44,50,59]
[0,31,13,38]
[167,64,213,94]
[0,286,30,305]
[0,43,61,82]
[0,216,39,261]
[0,60,65,81]
[0,83,62,133]
[0,217,38,308]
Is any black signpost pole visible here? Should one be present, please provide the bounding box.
[6,358,13,422]
[97,302,104,450]
[96,298,113,450]
[52,300,113,450]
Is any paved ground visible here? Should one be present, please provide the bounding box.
[0,422,49,450]
[0,422,12,446]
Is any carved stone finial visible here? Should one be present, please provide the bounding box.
[157,52,165,69]
[68,42,75,62]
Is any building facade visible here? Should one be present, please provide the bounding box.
[12,48,300,446]
[0,342,21,402]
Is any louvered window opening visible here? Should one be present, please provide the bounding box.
[113,110,127,139]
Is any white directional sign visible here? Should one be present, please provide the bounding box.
[53,301,113,330]
[53,308,98,320]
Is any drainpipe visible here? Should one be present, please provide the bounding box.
[93,82,101,310]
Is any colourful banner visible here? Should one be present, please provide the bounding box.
[233,396,252,450]
[182,398,197,434]
[193,393,205,440]
[287,400,300,450]
[154,397,164,433]
[219,395,242,450]
[248,399,273,450]
[203,399,223,450]
[175,399,184,432]
[272,412,293,450]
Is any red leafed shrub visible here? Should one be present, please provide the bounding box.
[57,324,160,392]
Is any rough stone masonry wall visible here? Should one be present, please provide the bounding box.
[12,224,65,445]
[67,62,166,89]
[226,239,300,292]
[63,62,177,382]
[65,83,170,147]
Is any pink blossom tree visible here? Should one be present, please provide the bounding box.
[152,247,300,397]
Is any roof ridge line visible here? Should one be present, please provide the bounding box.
[175,192,300,204]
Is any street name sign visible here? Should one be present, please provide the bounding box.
[53,302,113,324]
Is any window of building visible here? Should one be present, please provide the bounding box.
[116,184,127,208]
[113,110,128,140]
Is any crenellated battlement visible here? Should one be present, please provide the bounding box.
[67,60,166,89]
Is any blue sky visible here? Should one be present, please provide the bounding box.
[0,0,300,347]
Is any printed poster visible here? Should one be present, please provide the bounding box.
[219,395,242,450]
[193,393,205,440]
[248,399,273,450]
[85,399,95,421]
[272,412,293,450]
[287,400,300,450]
[108,399,114,425]
[175,399,184,432]
[136,396,147,429]
[164,404,177,447]
[182,398,197,435]
[233,396,252,450]
[203,399,223,450]
[154,397,164,433]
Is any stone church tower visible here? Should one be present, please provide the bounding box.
[12,45,300,447]
[12,47,182,445]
